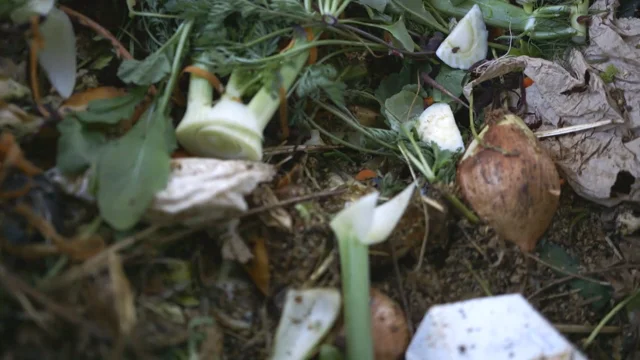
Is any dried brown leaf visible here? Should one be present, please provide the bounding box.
[108,252,137,335]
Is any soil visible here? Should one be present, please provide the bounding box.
[211,153,638,360]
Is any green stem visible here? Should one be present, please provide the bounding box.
[392,0,449,34]
[158,19,195,116]
[443,191,480,224]
[185,72,214,108]
[198,40,388,67]
[583,289,640,348]
[247,42,312,132]
[569,0,589,43]
[337,235,375,360]
[426,0,577,39]
[306,116,391,156]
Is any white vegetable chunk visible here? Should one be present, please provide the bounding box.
[406,294,588,360]
[269,288,341,360]
[417,103,465,152]
[435,4,488,70]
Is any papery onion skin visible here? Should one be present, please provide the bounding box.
[457,110,561,252]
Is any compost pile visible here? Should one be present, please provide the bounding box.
[1,0,640,358]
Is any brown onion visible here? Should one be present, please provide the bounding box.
[334,288,410,360]
[457,109,561,252]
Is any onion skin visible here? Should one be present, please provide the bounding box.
[457,110,561,252]
[334,288,409,360]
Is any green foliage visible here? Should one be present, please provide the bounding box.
[0,0,26,18]
[118,51,172,86]
[379,16,414,51]
[600,64,619,84]
[383,87,424,131]
[431,65,467,104]
[72,87,148,124]
[296,64,347,107]
[96,105,174,230]
[374,62,431,106]
[57,98,176,231]
[355,0,390,12]
[56,118,108,174]
[537,241,612,311]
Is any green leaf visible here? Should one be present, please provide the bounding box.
[56,117,108,174]
[537,241,612,310]
[374,62,431,106]
[432,66,467,103]
[392,0,443,32]
[356,0,390,12]
[375,67,412,106]
[296,64,346,107]
[96,105,173,230]
[73,86,148,125]
[383,89,423,132]
[379,16,414,52]
[90,54,114,70]
[117,51,172,86]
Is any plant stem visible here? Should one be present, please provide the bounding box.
[158,19,194,117]
[443,191,480,224]
[247,39,312,131]
[583,288,640,348]
[198,40,388,67]
[427,0,577,39]
[337,235,375,360]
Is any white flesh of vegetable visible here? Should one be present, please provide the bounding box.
[435,4,488,70]
[417,103,465,153]
[37,8,77,98]
[176,96,264,161]
[270,288,341,360]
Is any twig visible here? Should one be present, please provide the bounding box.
[59,5,133,61]
[463,259,492,296]
[534,119,622,139]
[525,253,611,286]
[389,239,414,335]
[554,324,620,335]
[42,189,345,291]
[0,263,111,340]
[583,289,640,348]
[263,144,343,156]
[39,225,160,291]
[420,72,470,111]
[527,263,640,300]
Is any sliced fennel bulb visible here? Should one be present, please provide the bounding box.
[176,75,263,161]
[176,41,310,161]
[435,4,488,70]
[417,103,464,153]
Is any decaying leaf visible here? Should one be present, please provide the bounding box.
[463,6,640,207]
[243,232,270,296]
[108,252,137,335]
[145,158,277,227]
[0,75,31,100]
[0,102,43,138]
[253,185,293,232]
[220,219,253,263]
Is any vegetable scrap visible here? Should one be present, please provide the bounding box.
[1,0,640,359]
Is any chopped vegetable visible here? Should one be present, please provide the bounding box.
[330,183,416,360]
[435,5,488,70]
[176,1,353,161]
[416,103,465,153]
[428,0,588,43]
